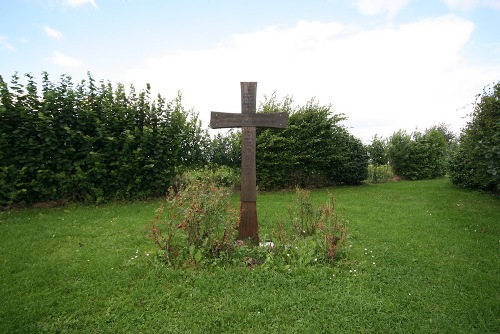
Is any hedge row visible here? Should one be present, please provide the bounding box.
[256,97,368,189]
[450,82,500,193]
[388,129,447,180]
[0,73,204,206]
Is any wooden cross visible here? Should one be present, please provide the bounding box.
[210,82,288,244]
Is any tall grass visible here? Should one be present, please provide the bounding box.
[0,178,498,333]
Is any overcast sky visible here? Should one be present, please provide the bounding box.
[1,0,499,142]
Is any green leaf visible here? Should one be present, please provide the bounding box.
[189,244,195,258]
[194,249,202,264]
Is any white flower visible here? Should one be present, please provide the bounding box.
[259,241,275,249]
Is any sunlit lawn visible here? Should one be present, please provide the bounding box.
[1,178,498,333]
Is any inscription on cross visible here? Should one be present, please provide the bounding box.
[210,82,288,244]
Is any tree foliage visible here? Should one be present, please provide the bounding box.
[368,135,388,166]
[256,96,368,189]
[207,130,241,169]
[0,72,207,206]
[366,135,391,183]
[388,129,447,180]
[450,82,500,193]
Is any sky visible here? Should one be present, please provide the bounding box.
[1,0,500,142]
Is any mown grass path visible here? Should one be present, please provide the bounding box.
[1,178,498,333]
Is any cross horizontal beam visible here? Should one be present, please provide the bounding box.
[210,111,288,129]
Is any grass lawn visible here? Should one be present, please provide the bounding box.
[1,178,499,333]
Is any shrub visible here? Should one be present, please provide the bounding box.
[148,176,349,268]
[450,82,500,193]
[0,72,209,206]
[170,165,241,193]
[367,164,393,183]
[256,97,368,189]
[286,187,348,263]
[426,123,458,173]
[207,130,241,169]
[289,186,317,236]
[367,135,392,183]
[388,129,447,180]
[148,170,239,268]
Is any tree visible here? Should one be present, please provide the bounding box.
[426,123,456,144]
[368,135,388,166]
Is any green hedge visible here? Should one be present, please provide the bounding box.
[388,129,447,180]
[256,98,368,189]
[0,72,206,206]
[450,82,500,193]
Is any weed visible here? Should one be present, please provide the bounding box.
[286,187,348,262]
[148,169,238,268]
[288,186,317,236]
[317,194,348,261]
[149,180,349,268]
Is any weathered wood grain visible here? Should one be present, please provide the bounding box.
[209,112,288,129]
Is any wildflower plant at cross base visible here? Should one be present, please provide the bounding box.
[286,186,348,263]
[147,169,349,269]
[147,170,239,268]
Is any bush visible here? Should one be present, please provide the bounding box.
[366,135,392,183]
[207,130,241,169]
[148,174,349,269]
[367,164,393,183]
[0,72,208,206]
[285,187,349,263]
[388,129,447,180]
[171,165,241,192]
[148,170,239,268]
[450,82,500,193]
[256,97,368,189]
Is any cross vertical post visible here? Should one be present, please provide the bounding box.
[240,82,258,243]
[210,82,288,245]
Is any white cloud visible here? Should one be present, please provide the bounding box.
[64,0,98,8]
[0,35,15,51]
[51,51,83,68]
[43,25,63,39]
[123,16,499,142]
[353,0,412,17]
[442,0,500,10]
